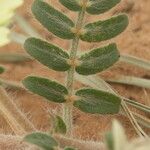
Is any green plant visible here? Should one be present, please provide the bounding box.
[0,120,149,150]
[22,0,129,149]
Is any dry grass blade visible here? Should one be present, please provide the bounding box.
[0,87,36,135]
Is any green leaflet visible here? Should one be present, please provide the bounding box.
[76,43,120,75]
[54,116,67,134]
[80,14,129,42]
[24,38,70,72]
[86,0,121,14]
[59,0,81,11]
[22,76,68,103]
[32,0,75,39]
[59,0,120,15]
[24,132,58,150]
[74,88,121,114]
[0,66,5,74]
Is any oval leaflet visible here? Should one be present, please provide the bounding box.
[59,0,81,11]
[24,132,58,150]
[32,0,75,39]
[74,88,121,114]
[80,14,129,42]
[24,38,70,72]
[86,0,121,14]
[22,76,68,103]
[76,43,120,75]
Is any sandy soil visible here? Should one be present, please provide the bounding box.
[0,0,150,141]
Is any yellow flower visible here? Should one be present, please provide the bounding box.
[0,0,23,12]
[0,0,23,46]
[0,11,14,25]
[0,27,10,46]
[0,0,23,25]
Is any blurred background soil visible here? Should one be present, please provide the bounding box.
[0,0,150,141]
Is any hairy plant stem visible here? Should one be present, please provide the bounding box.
[0,87,36,135]
[63,2,87,137]
[0,134,104,150]
[120,54,150,70]
[106,75,150,89]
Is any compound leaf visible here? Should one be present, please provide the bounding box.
[76,43,119,75]
[0,66,5,74]
[54,116,67,134]
[86,0,121,14]
[22,76,68,103]
[24,38,70,72]
[59,0,81,11]
[24,132,58,150]
[74,88,121,114]
[32,0,75,39]
[80,14,129,42]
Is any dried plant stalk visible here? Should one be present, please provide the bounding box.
[0,87,36,135]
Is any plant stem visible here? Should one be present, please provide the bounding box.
[120,101,148,137]
[132,112,150,129]
[63,2,86,137]
[0,134,104,150]
[9,32,28,45]
[124,98,150,113]
[106,75,150,89]
[0,87,36,135]
[0,53,33,63]
[15,14,42,38]
[120,54,150,70]
[0,78,24,90]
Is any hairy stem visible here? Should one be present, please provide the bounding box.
[0,87,36,135]
[120,54,150,70]
[0,134,104,150]
[63,1,87,137]
[106,75,150,89]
